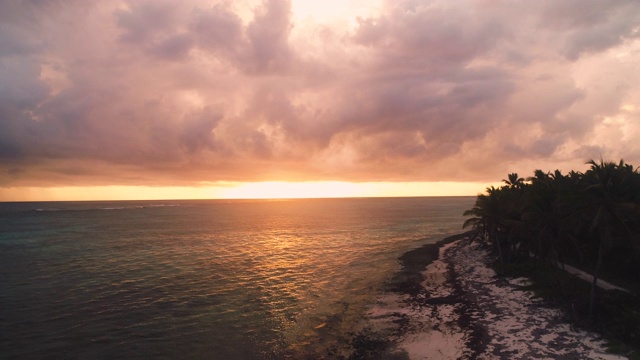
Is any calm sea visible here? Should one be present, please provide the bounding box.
[0,197,473,359]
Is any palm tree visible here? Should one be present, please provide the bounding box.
[503,173,525,190]
[464,186,509,272]
[581,159,640,322]
[523,170,558,263]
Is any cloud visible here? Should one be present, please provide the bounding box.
[353,1,503,67]
[530,0,640,59]
[0,0,639,188]
[190,4,244,56]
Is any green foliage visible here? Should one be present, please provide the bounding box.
[464,159,640,354]
[464,160,640,286]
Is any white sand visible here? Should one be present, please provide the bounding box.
[451,242,628,359]
[360,239,630,359]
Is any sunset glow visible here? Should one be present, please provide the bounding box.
[221,182,365,199]
[0,182,496,202]
[1,1,640,201]
[218,181,491,199]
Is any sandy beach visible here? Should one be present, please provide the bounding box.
[355,234,628,359]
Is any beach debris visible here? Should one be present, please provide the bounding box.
[357,238,629,359]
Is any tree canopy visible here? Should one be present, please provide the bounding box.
[464,159,640,322]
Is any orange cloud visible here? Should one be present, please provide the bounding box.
[1,0,639,192]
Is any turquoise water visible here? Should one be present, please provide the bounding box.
[0,197,473,359]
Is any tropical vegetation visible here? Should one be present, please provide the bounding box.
[463,159,640,351]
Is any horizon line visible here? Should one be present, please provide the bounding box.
[0,194,480,203]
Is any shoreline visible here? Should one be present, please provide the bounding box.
[388,231,474,296]
[350,232,628,359]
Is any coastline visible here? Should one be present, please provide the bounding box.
[350,232,628,359]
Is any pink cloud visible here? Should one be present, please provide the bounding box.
[1,0,639,187]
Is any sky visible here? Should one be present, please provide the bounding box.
[1,0,639,201]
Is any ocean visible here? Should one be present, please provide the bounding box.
[0,197,473,359]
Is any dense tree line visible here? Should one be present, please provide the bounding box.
[463,159,640,322]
